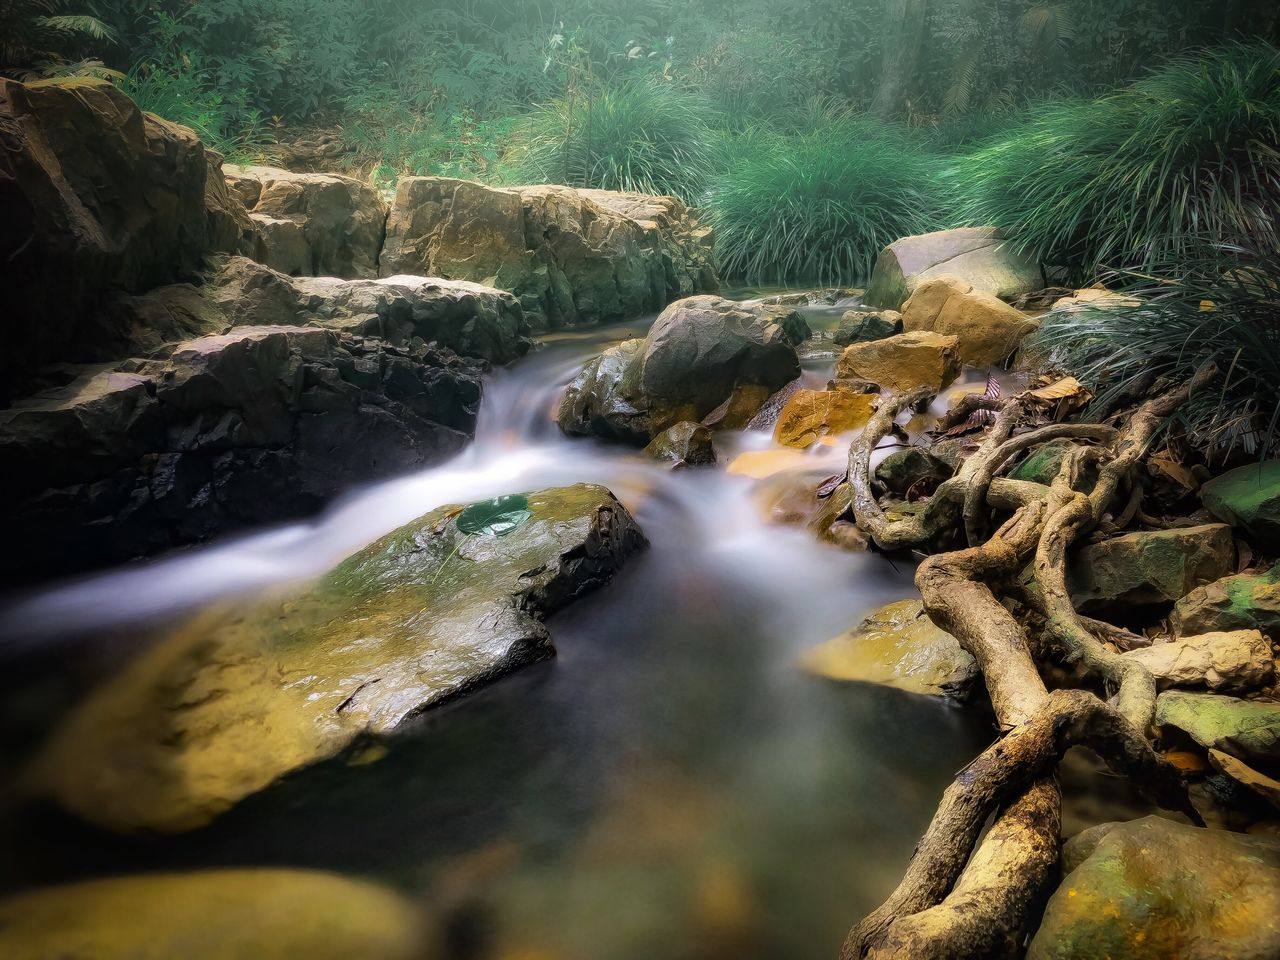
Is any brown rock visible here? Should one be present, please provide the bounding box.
[1120,630,1274,692]
[773,389,876,448]
[836,331,961,393]
[902,274,1040,365]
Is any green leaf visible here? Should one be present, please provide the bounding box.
[456,494,532,538]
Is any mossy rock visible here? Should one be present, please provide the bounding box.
[28,484,646,833]
[1173,564,1280,637]
[1027,816,1280,960]
[1067,524,1235,611]
[1201,460,1280,548]
[0,869,423,960]
[1155,690,1280,770]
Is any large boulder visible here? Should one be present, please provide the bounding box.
[833,309,901,347]
[210,256,531,364]
[0,869,425,960]
[0,77,209,392]
[862,227,1043,310]
[558,296,808,444]
[1201,460,1280,549]
[1120,630,1274,692]
[0,326,484,582]
[1156,691,1280,770]
[380,178,718,329]
[800,599,978,698]
[224,165,388,279]
[1172,565,1280,637]
[1027,816,1280,960]
[28,484,645,833]
[835,331,962,393]
[1067,524,1236,612]
[901,274,1040,366]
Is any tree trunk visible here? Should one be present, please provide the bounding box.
[871,0,929,118]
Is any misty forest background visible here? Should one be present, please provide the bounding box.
[5,0,1280,455]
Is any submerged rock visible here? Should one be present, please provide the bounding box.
[28,484,645,833]
[1067,524,1235,612]
[645,421,716,467]
[1156,691,1280,769]
[801,599,978,698]
[773,389,876,449]
[1173,564,1280,637]
[1201,460,1280,549]
[0,326,483,581]
[1027,816,1280,960]
[862,227,1043,310]
[1120,631,1274,692]
[0,77,209,390]
[380,178,718,329]
[558,296,808,444]
[0,869,424,960]
[835,331,961,394]
[224,164,387,279]
[901,274,1040,366]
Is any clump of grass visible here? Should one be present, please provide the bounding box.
[1033,242,1280,458]
[509,79,716,201]
[703,120,944,285]
[948,43,1280,278]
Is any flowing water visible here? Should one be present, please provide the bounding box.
[0,306,998,959]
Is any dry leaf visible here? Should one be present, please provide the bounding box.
[1028,376,1086,402]
[1149,451,1199,491]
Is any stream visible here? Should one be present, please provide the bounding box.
[0,304,1004,958]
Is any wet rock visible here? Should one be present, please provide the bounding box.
[210,256,531,364]
[645,421,716,467]
[0,77,208,390]
[1173,564,1280,637]
[773,389,876,449]
[832,310,901,346]
[801,599,978,698]
[0,869,424,960]
[1121,631,1274,692]
[1067,524,1236,612]
[28,484,646,832]
[224,164,387,279]
[862,227,1043,310]
[0,327,483,582]
[901,274,1040,366]
[758,288,860,307]
[1201,460,1280,549]
[1156,691,1280,769]
[874,446,952,495]
[558,297,808,444]
[1027,816,1280,960]
[835,331,961,394]
[380,178,718,329]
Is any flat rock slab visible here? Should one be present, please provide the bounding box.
[1155,690,1280,770]
[835,331,961,394]
[0,869,422,960]
[800,599,978,698]
[1121,630,1274,692]
[1028,816,1280,960]
[28,484,646,833]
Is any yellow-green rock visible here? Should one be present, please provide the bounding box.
[800,599,978,698]
[28,484,645,833]
[835,331,961,394]
[901,274,1040,366]
[0,869,424,960]
[773,389,876,448]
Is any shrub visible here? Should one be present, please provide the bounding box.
[509,79,716,201]
[1032,242,1280,457]
[118,59,268,164]
[948,43,1280,278]
[703,120,944,285]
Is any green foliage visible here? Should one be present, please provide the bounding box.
[1,0,117,76]
[704,120,944,285]
[118,58,268,163]
[1033,243,1280,457]
[509,79,716,201]
[948,43,1280,277]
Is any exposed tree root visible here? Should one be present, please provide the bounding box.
[841,371,1215,960]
